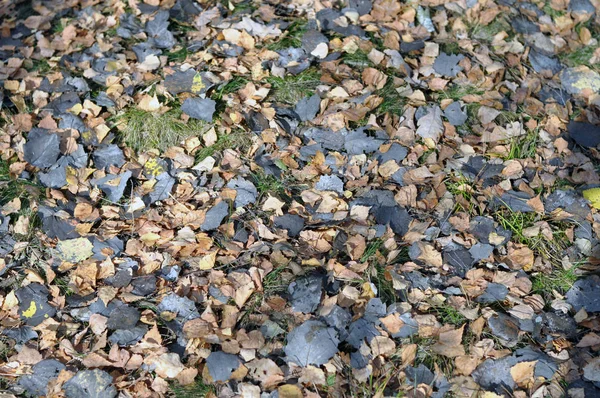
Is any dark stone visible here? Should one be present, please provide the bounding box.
[273,214,305,237]
[23,129,61,168]
[566,276,600,312]
[63,369,117,398]
[289,274,324,313]
[206,351,241,382]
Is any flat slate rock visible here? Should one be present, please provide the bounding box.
[433,53,464,77]
[443,101,468,126]
[93,170,132,203]
[181,97,216,122]
[566,276,600,312]
[568,121,600,148]
[227,177,257,207]
[24,129,61,169]
[146,172,176,204]
[472,356,517,393]
[295,94,321,122]
[529,50,562,75]
[301,30,328,54]
[92,145,125,170]
[109,326,147,346]
[315,174,344,194]
[15,284,56,326]
[145,10,176,49]
[201,201,229,231]
[107,304,140,330]
[158,293,200,320]
[476,283,509,303]
[206,351,241,382]
[289,274,324,313]
[469,242,494,261]
[285,320,340,366]
[273,214,305,237]
[39,164,67,188]
[488,313,519,347]
[561,66,600,95]
[19,359,66,397]
[64,369,117,398]
[545,189,590,222]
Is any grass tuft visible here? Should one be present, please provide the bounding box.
[265,68,322,104]
[503,131,539,160]
[166,47,189,63]
[342,49,373,70]
[195,129,252,162]
[431,305,466,327]
[266,19,307,50]
[446,173,476,202]
[494,210,537,245]
[115,108,211,153]
[376,80,407,116]
[171,379,215,398]
[250,171,286,200]
[212,76,250,101]
[0,158,42,239]
[532,265,579,296]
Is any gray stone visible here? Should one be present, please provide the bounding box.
[39,164,67,188]
[158,293,200,321]
[569,0,596,15]
[227,177,257,207]
[488,313,519,347]
[472,356,517,394]
[529,50,562,75]
[108,326,147,346]
[469,243,494,261]
[93,145,125,170]
[64,369,117,398]
[145,10,175,49]
[295,94,321,122]
[315,174,344,194]
[285,320,339,366]
[289,274,323,313]
[545,189,590,222]
[301,30,328,54]
[345,128,381,155]
[476,283,509,303]
[568,121,600,148]
[433,53,464,77]
[107,304,140,330]
[93,170,132,203]
[19,359,66,397]
[561,66,600,96]
[24,129,61,168]
[346,318,379,349]
[260,320,286,339]
[443,101,468,126]
[206,351,241,382]
[566,276,600,312]
[377,143,407,163]
[201,201,229,231]
[181,97,216,122]
[273,214,305,237]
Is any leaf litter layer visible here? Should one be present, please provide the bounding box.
[1,0,600,397]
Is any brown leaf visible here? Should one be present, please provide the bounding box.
[432,325,465,358]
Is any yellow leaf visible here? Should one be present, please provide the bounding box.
[140,233,161,245]
[583,188,600,209]
[191,73,205,94]
[194,252,217,270]
[22,301,37,318]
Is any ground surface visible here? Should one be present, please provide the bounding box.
[1,0,600,397]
